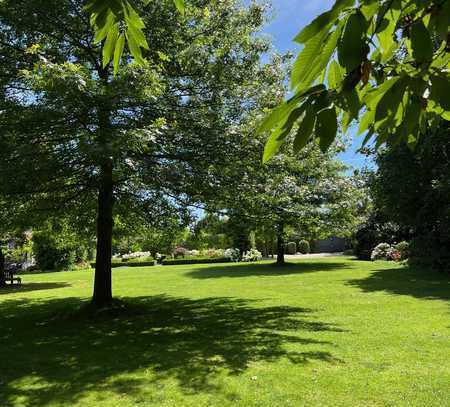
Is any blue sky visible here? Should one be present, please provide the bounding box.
[261,0,372,170]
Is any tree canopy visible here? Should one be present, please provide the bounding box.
[0,0,283,305]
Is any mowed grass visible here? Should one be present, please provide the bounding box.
[1,257,449,407]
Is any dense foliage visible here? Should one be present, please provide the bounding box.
[260,0,450,161]
[33,220,92,271]
[372,123,450,270]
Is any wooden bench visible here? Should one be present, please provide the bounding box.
[5,270,22,285]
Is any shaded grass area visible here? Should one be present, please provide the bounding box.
[1,258,449,406]
[347,265,450,302]
[186,261,348,279]
[0,295,341,406]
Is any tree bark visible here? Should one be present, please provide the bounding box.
[92,160,114,307]
[276,223,285,265]
[0,247,6,288]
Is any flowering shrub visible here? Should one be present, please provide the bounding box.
[173,246,187,258]
[242,248,262,262]
[371,243,402,261]
[197,248,224,258]
[122,251,151,261]
[371,243,392,260]
[185,249,200,257]
[207,248,224,258]
[224,248,240,262]
[389,248,402,262]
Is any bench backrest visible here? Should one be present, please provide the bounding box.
[4,270,16,279]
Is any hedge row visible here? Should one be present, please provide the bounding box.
[90,260,156,268]
[161,257,231,265]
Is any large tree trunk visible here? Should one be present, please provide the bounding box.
[92,160,114,307]
[276,223,285,265]
[0,247,6,288]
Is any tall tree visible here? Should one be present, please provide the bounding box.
[213,134,362,265]
[0,0,282,306]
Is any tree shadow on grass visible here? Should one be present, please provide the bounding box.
[186,261,349,279]
[347,265,450,302]
[0,282,71,295]
[0,295,344,406]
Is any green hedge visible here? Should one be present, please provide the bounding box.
[161,257,231,265]
[90,260,156,268]
[121,256,154,263]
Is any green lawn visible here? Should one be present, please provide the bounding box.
[1,257,449,407]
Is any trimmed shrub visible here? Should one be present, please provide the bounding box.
[161,257,231,265]
[298,240,310,254]
[90,260,156,268]
[394,241,410,260]
[122,256,154,263]
[343,249,354,256]
[286,242,296,254]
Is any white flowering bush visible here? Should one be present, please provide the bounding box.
[242,248,262,262]
[224,248,240,262]
[185,249,200,257]
[371,243,391,260]
[370,243,401,261]
[122,251,152,261]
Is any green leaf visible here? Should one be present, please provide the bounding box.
[258,85,326,134]
[258,103,295,135]
[399,99,421,140]
[126,31,145,64]
[102,22,119,68]
[291,27,329,89]
[410,20,433,63]
[376,0,400,53]
[173,0,185,14]
[344,88,361,115]
[328,60,343,89]
[126,22,149,50]
[338,10,368,72]
[374,78,407,129]
[123,1,145,29]
[294,106,316,152]
[113,33,125,76]
[263,104,306,164]
[358,77,400,135]
[430,75,450,111]
[263,127,287,164]
[358,107,374,135]
[263,107,305,163]
[293,0,354,43]
[434,0,450,41]
[93,11,116,43]
[295,20,345,92]
[363,77,400,109]
[361,0,378,21]
[361,128,374,146]
[294,11,335,44]
[315,106,338,152]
